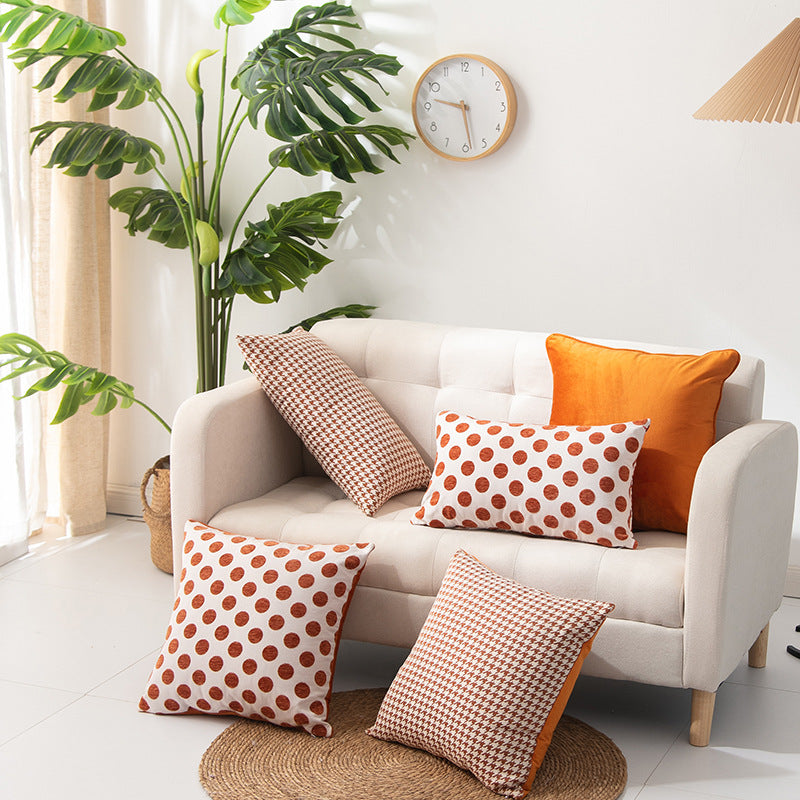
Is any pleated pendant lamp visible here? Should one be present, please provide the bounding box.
[694,18,800,122]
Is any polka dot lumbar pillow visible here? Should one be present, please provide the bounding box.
[413,411,650,548]
[367,550,615,799]
[140,521,373,737]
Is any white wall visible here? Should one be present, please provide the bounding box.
[105,1,800,570]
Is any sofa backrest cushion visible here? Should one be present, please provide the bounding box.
[310,318,765,472]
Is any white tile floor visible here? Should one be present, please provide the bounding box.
[0,517,798,800]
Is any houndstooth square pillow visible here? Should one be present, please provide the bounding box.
[367,550,614,798]
[238,329,430,516]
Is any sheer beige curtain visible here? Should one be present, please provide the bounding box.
[32,0,112,536]
[0,41,41,566]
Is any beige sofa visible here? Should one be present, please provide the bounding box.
[170,318,798,746]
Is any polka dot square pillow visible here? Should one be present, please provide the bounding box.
[413,412,650,548]
[367,550,615,799]
[139,521,373,737]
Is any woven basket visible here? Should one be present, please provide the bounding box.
[141,455,173,574]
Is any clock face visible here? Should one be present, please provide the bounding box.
[412,54,517,161]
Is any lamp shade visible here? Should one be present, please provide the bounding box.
[694,18,800,122]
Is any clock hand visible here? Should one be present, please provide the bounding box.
[434,98,470,110]
[459,100,472,149]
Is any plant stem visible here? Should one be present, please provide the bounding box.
[151,95,191,183]
[127,71,213,393]
[214,277,221,387]
[203,286,213,392]
[224,166,277,262]
[208,27,231,387]
[194,261,206,392]
[156,92,199,192]
[154,168,205,393]
[213,26,230,224]
[195,96,207,220]
[152,165,195,256]
[133,398,172,434]
[118,49,210,390]
[193,93,214,392]
[208,98,245,227]
[218,297,235,384]
[114,48,196,194]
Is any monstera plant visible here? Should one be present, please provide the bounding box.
[0,0,413,393]
[0,333,172,431]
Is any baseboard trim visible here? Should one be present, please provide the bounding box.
[0,540,28,568]
[107,483,143,518]
[785,564,800,599]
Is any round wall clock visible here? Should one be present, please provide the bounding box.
[412,54,517,161]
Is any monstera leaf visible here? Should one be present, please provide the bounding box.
[0,334,170,431]
[269,125,412,182]
[234,2,360,95]
[9,49,159,111]
[234,2,400,142]
[218,191,342,303]
[109,187,191,249]
[0,0,124,54]
[30,121,164,179]
[243,50,402,140]
[214,0,272,28]
[280,304,375,334]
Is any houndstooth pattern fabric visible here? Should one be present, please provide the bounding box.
[238,330,430,516]
[367,550,614,799]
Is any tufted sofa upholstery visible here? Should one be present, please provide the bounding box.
[170,318,797,745]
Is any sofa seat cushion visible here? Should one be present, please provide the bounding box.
[208,476,686,629]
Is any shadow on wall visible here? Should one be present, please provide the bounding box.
[328,0,536,323]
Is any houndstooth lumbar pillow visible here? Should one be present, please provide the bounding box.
[238,329,430,516]
[367,550,614,799]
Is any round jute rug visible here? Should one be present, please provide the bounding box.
[199,688,627,800]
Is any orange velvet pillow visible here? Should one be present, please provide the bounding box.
[546,334,740,533]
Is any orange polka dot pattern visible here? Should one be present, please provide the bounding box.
[367,550,614,798]
[413,412,650,549]
[237,330,431,516]
[139,521,374,737]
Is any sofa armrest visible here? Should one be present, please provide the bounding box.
[170,376,304,580]
[683,419,797,691]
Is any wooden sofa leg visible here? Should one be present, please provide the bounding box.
[748,623,769,668]
[689,690,716,747]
